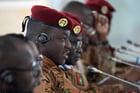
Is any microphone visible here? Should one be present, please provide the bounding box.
[97,76,110,85]
[87,66,140,89]
[121,46,140,54]
[125,41,140,53]
[115,50,140,65]
[127,40,140,48]
[117,48,140,58]
[108,56,140,69]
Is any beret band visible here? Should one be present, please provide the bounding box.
[85,0,116,22]
[31,5,73,30]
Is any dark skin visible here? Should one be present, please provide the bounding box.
[63,1,109,69]
[63,1,96,50]
[63,1,94,27]
[66,34,82,65]
[26,19,71,65]
[0,35,42,93]
[63,1,140,92]
[63,1,110,48]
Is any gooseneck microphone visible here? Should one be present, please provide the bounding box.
[121,46,140,54]
[87,66,140,89]
[127,40,140,48]
[115,49,140,65]
[108,56,140,69]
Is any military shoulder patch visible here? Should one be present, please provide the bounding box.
[76,72,84,86]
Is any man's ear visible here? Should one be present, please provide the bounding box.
[36,33,50,44]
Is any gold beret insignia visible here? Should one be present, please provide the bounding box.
[101,6,108,14]
[73,25,81,34]
[58,18,68,27]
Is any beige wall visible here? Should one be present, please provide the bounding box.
[0,8,29,35]
[0,1,48,35]
[0,0,83,35]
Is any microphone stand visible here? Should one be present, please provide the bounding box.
[88,66,140,89]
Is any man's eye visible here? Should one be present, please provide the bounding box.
[71,41,82,49]
[61,37,67,41]
[60,38,65,41]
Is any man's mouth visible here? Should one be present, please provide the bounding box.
[75,54,81,60]
[63,51,70,59]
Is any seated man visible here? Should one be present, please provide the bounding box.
[0,34,42,93]
[63,3,139,92]
[63,12,124,93]
[22,5,124,93]
[22,5,81,93]
[23,5,108,93]
[85,0,116,79]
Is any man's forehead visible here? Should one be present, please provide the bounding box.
[0,36,37,69]
[0,57,32,69]
[82,13,94,27]
[3,48,34,66]
[54,28,70,35]
[76,10,94,27]
[63,29,70,35]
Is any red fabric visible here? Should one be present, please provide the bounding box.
[31,5,73,30]
[85,0,116,22]
[61,11,84,35]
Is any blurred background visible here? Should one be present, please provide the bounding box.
[0,0,140,48]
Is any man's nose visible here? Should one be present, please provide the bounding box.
[77,47,83,54]
[65,39,71,49]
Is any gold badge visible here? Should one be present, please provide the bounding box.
[73,25,81,34]
[58,18,68,27]
[101,6,108,14]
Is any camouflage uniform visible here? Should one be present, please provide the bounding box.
[81,45,116,81]
[35,56,124,93]
[35,56,98,93]
[65,67,124,93]
[35,56,82,93]
[98,45,116,75]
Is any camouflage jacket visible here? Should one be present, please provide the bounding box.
[35,56,123,93]
[81,45,116,81]
[65,67,124,93]
[35,56,98,93]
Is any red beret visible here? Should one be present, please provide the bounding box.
[61,11,84,35]
[85,0,116,22]
[31,5,73,30]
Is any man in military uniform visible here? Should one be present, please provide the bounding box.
[63,11,125,93]
[85,0,116,77]
[0,34,42,93]
[21,5,125,93]
[63,1,97,74]
[63,1,140,92]
[23,5,97,93]
[63,0,115,81]
[86,0,140,92]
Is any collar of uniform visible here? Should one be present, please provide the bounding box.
[58,64,73,70]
